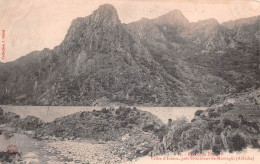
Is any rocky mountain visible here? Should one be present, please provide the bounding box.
[0,4,259,106]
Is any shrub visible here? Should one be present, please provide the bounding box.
[176,116,188,126]
[251,138,260,148]
[209,111,220,118]
[183,128,203,148]
[190,148,199,155]
[191,118,196,122]
[93,111,100,116]
[114,124,120,129]
[110,107,115,111]
[80,112,85,118]
[122,107,132,116]
[226,103,234,108]
[195,110,204,116]
[115,109,121,115]
[221,118,239,129]
[215,127,223,135]
[205,121,220,131]
[115,107,131,116]
[154,125,167,141]
[128,117,136,124]
[202,136,212,150]
[214,120,220,125]
[127,124,134,129]
[142,124,155,132]
[212,145,221,155]
[206,121,214,130]
[206,108,215,112]
[219,104,234,113]
[101,108,109,113]
[121,120,128,128]
[231,134,247,151]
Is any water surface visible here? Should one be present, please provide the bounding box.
[0,132,62,163]
[0,106,207,124]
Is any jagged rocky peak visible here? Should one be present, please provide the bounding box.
[60,4,123,56]
[65,4,120,36]
[90,4,121,25]
[154,9,189,26]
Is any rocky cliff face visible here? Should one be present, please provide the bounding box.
[0,4,259,106]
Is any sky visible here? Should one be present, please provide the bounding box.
[0,0,260,62]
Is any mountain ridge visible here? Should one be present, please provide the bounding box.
[0,4,259,106]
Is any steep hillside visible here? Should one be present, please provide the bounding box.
[0,4,259,106]
[153,90,260,156]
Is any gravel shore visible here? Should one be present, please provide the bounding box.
[44,140,124,164]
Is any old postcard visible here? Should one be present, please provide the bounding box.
[0,0,260,163]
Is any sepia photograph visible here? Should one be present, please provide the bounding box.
[0,0,260,163]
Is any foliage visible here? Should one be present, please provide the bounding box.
[156,101,258,156]
[154,125,167,141]
[208,110,220,118]
[251,138,260,148]
[175,116,188,126]
[195,110,204,116]
[142,124,155,132]
[221,118,239,129]
[35,106,163,141]
[101,108,109,113]
[214,127,223,135]
[230,134,247,151]
[191,118,196,122]
[212,145,221,155]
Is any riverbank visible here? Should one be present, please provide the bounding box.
[42,139,260,164]
[0,126,66,163]
[44,140,122,163]
[41,129,160,163]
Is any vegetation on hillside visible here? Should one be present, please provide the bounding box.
[153,102,260,155]
[35,106,163,141]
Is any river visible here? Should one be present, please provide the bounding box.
[0,131,64,163]
[0,106,207,123]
